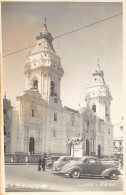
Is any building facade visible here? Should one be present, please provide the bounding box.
[3,22,113,158]
[113,137,123,159]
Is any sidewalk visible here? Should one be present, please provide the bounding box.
[5,162,38,165]
[119,168,123,175]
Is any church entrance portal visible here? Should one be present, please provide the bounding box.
[29,137,35,154]
[98,144,101,159]
[86,139,90,156]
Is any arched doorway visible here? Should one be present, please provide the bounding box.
[29,137,35,154]
[98,144,101,159]
[86,139,90,156]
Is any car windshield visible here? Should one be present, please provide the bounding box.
[51,157,59,160]
[72,157,80,161]
[76,157,86,162]
[100,158,115,161]
[57,156,66,161]
[57,156,79,161]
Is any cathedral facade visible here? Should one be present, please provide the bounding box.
[3,22,113,158]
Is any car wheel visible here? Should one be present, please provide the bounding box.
[71,169,81,179]
[109,171,119,180]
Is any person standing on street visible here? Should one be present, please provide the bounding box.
[41,156,46,171]
[38,157,41,171]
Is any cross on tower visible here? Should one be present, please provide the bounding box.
[98,59,99,65]
[4,92,6,98]
[97,59,100,70]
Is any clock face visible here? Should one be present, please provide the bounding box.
[54,97,58,103]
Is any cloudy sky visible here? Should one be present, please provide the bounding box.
[2,2,123,136]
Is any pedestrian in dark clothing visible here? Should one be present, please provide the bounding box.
[38,157,42,171]
[41,156,46,171]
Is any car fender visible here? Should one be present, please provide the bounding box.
[101,168,121,177]
[69,166,82,174]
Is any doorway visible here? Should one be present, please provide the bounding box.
[86,139,90,156]
[29,137,35,154]
[98,144,101,159]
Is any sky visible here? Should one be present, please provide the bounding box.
[1,2,123,137]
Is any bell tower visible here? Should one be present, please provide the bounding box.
[24,18,64,106]
[85,61,112,122]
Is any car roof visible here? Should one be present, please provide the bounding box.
[59,156,98,159]
[51,156,59,158]
[59,156,80,159]
[81,156,99,160]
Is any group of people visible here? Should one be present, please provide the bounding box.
[119,157,123,169]
[38,156,46,171]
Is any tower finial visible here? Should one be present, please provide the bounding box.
[98,59,99,65]
[44,17,46,26]
[4,92,6,98]
[97,59,100,70]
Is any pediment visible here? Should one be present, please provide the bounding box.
[16,89,47,106]
[80,106,96,118]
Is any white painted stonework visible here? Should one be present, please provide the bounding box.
[3,23,113,158]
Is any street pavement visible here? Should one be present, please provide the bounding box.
[4,165,123,192]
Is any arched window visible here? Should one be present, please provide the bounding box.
[4,108,6,114]
[92,105,96,112]
[54,113,57,121]
[50,81,55,95]
[53,129,56,137]
[32,109,35,117]
[4,126,6,136]
[33,80,38,89]
[4,145,6,153]
[105,105,108,115]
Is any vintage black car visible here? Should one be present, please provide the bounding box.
[60,156,121,180]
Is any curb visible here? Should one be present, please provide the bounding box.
[5,183,49,190]
[5,163,38,165]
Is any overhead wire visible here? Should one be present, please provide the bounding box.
[54,12,122,39]
[3,44,37,58]
[3,12,122,58]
